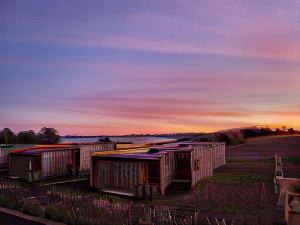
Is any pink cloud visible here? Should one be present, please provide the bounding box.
[21,34,299,62]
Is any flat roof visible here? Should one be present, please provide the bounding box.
[0,144,37,152]
[67,141,114,146]
[170,141,225,146]
[92,145,193,160]
[92,141,225,160]
[8,141,115,156]
[20,147,79,156]
[9,145,78,156]
[92,148,163,160]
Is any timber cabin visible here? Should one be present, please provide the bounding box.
[9,141,115,182]
[90,142,225,196]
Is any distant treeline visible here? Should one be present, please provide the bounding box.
[0,127,60,144]
[196,127,300,146]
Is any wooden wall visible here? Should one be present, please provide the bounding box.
[191,143,226,186]
[79,143,115,172]
[9,155,33,181]
[41,149,75,178]
[160,153,175,195]
[0,147,8,166]
[92,160,150,194]
[91,143,226,196]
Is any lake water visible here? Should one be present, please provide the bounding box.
[60,136,176,145]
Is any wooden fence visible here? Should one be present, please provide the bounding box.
[0,180,272,225]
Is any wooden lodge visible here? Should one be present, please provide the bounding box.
[8,141,115,182]
[90,142,226,196]
[9,145,80,181]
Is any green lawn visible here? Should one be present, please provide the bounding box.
[204,172,272,183]
[283,157,300,164]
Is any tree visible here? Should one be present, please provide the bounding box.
[17,130,38,144]
[1,128,16,144]
[282,125,287,132]
[38,127,60,144]
[287,128,295,134]
[0,131,4,144]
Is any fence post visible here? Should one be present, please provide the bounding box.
[259,182,267,209]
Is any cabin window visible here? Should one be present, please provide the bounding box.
[194,160,200,171]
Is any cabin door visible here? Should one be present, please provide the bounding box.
[175,153,191,180]
[74,150,80,175]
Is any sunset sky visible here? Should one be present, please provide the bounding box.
[1,0,299,135]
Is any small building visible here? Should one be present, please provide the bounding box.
[8,141,116,182]
[9,145,80,182]
[90,142,225,196]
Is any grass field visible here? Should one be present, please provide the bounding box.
[226,135,300,178]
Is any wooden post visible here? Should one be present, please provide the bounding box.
[260,182,267,209]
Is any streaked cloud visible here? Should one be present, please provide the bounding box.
[0,0,299,134]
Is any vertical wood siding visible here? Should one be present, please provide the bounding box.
[9,155,33,180]
[160,153,175,195]
[0,147,8,166]
[92,160,149,194]
[91,143,225,195]
[41,149,74,178]
[79,143,115,172]
[191,143,226,186]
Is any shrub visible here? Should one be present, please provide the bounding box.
[95,193,125,203]
[216,130,245,145]
[151,187,161,200]
[76,208,127,225]
[77,218,96,225]
[0,195,15,209]
[284,157,300,164]
[22,203,43,217]
[0,194,22,210]
[45,204,75,225]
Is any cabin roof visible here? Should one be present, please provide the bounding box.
[0,144,37,152]
[9,145,79,156]
[19,147,79,156]
[168,141,225,147]
[91,148,162,160]
[8,141,115,155]
[91,141,225,160]
[91,145,192,160]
